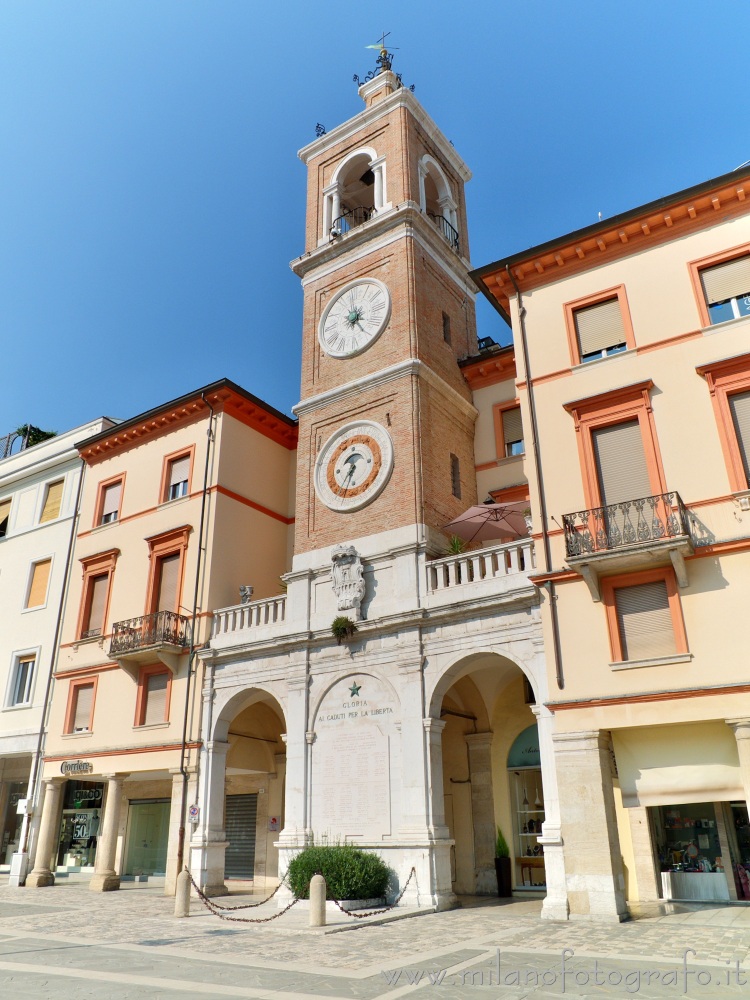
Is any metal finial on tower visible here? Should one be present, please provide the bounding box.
[354,34,413,91]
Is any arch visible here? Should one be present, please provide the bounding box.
[212,683,286,743]
[323,146,388,240]
[427,649,539,721]
[418,154,459,249]
[331,146,379,185]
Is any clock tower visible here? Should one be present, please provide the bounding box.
[291,51,479,574]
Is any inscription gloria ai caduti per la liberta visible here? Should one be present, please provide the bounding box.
[311,675,400,840]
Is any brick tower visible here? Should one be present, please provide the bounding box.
[291,51,478,569]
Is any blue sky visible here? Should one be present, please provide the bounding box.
[2,1,748,435]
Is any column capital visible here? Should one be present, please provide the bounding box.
[42,776,65,788]
[727,718,750,739]
[287,676,309,692]
[205,741,230,756]
[101,773,129,783]
[305,731,316,745]
[423,717,446,738]
[465,731,494,748]
[552,729,609,755]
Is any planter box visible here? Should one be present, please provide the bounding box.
[495,857,512,897]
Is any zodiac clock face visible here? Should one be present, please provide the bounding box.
[318,279,391,358]
[314,420,394,512]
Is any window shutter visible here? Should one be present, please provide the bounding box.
[729,391,750,486]
[73,684,94,731]
[101,482,122,520]
[574,299,626,357]
[27,559,51,607]
[144,672,169,725]
[615,580,676,661]
[0,498,11,534]
[503,408,523,451]
[86,574,109,635]
[40,480,64,523]
[593,420,652,507]
[156,553,180,612]
[169,456,190,488]
[701,256,750,304]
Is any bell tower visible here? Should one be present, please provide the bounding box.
[291,49,479,567]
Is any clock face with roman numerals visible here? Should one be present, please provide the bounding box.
[318,278,391,359]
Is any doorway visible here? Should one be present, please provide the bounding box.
[124,799,170,875]
[224,793,258,879]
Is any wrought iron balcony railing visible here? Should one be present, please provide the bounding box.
[332,206,374,236]
[563,492,690,558]
[427,212,460,252]
[109,610,191,657]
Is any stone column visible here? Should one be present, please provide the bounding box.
[26,778,64,888]
[533,704,570,921]
[423,718,449,836]
[627,807,661,902]
[465,732,496,895]
[553,730,628,922]
[89,775,126,892]
[164,766,198,897]
[189,740,229,896]
[277,675,308,847]
[727,719,750,801]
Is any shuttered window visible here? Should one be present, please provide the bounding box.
[156,553,180,612]
[0,498,11,537]
[10,656,35,706]
[39,480,63,523]
[614,580,676,661]
[143,672,169,726]
[574,299,627,361]
[167,455,190,501]
[71,683,94,732]
[593,420,652,507]
[701,255,750,302]
[100,481,122,524]
[26,559,51,608]
[502,407,524,456]
[83,573,109,637]
[729,390,750,487]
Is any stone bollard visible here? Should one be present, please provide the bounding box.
[309,873,326,927]
[174,868,191,918]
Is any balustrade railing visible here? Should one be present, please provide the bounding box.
[427,212,460,252]
[110,610,191,656]
[212,595,287,638]
[563,492,689,558]
[332,206,374,236]
[427,538,535,594]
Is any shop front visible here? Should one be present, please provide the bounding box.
[508,724,546,892]
[2,781,27,865]
[56,779,104,870]
[123,798,170,876]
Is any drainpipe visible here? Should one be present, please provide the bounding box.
[15,456,87,880]
[506,266,565,691]
[176,393,216,876]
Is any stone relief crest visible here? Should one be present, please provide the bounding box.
[331,544,366,621]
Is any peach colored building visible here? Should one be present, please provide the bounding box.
[27,380,296,893]
[473,165,750,918]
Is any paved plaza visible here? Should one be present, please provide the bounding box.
[0,878,749,998]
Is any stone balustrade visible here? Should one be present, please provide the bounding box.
[212,595,286,638]
[426,538,535,593]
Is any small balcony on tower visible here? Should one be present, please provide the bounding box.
[562,492,694,599]
[109,610,191,676]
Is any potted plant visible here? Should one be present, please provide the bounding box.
[331,615,357,645]
[523,508,533,534]
[447,534,467,554]
[494,826,512,897]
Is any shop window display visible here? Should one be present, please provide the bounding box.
[651,802,731,901]
[56,781,104,869]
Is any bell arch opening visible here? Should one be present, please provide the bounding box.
[324,147,387,239]
[419,155,459,251]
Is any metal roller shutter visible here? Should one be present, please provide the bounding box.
[615,580,676,661]
[701,255,750,304]
[224,793,258,879]
[593,420,652,507]
[729,391,750,486]
[574,299,626,357]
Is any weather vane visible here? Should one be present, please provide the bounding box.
[353,33,414,92]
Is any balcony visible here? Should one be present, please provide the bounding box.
[427,212,460,252]
[332,206,374,236]
[109,610,191,675]
[425,538,536,609]
[562,492,693,599]
[212,594,286,640]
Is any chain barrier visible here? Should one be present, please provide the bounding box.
[183,865,418,924]
[327,866,418,919]
[184,867,300,923]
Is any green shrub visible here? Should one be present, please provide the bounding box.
[286,844,390,900]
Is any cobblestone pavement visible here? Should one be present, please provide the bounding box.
[1,877,750,998]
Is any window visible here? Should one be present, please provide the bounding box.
[145,527,190,616]
[700,254,750,325]
[135,667,171,726]
[66,681,95,734]
[8,656,35,707]
[164,454,190,502]
[592,419,651,507]
[696,353,750,493]
[501,406,524,457]
[563,286,635,366]
[442,311,452,345]
[0,497,10,538]
[25,559,51,609]
[154,553,180,613]
[97,479,123,525]
[602,569,687,665]
[450,453,461,499]
[39,480,63,523]
[76,550,118,640]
